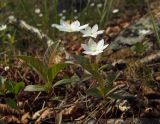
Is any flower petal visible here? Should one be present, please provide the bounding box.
[102,44,109,50]
[83,51,95,55]
[0,25,7,31]
[72,20,80,27]
[91,24,98,33]
[70,20,80,31]
[88,38,97,48]
[96,30,104,35]
[52,20,88,32]
[97,39,104,50]
[78,24,89,30]
[51,24,59,28]
[83,50,103,56]
[81,27,91,34]
[90,34,97,38]
[60,19,65,25]
[81,44,90,51]
[82,34,90,37]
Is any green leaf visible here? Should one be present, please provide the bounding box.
[13,82,25,95]
[74,55,90,66]
[6,81,25,95]
[108,92,124,99]
[99,64,113,71]
[146,80,156,88]
[105,72,120,88]
[0,76,7,86]
[86,87,103,98]
[43,41,60,65]
[18,56,49,82]
[0,76,7,93]
[131,42,150,54]
[0,120,6,124]
[108,90,135,100]
[5,98,17,109]
[80,75,92,82]
[74,55,90,71]
[90,64,99,73]
[24,85,45,92]
[74,55,98,75]
[47,63,68,82]
[53,79,71,87]
[53,74,80,87]
[149,7,160,46]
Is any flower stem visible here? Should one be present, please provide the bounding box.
[90,55,105,97]
[90,55,95,64]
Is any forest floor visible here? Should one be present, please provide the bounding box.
[0,1,160,124]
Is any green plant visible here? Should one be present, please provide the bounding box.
[51,19,121,98]
[75,55,120,98]
[125,0,145,6]
[19,0,36,24]
[147,0,160,46]
[78,0,114,26]
[19,55,69,92]
[53,0,59,24]
[150,14,160,46]
[99,0,114,26]
[131,41,150,54]
[0,76,25,95]
[0,26,17,64]
[0,76,25,108]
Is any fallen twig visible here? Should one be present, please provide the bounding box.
[8,17,53,47]
[0,103,23,116]
[140,50,160,64]
[112,50,160,66]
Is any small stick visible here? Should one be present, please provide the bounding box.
[8,17,53,47]
[112,50,160,66]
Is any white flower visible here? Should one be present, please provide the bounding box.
[8,15,17,23]
[35,8,41,14]
[81,39,109,56]
[4,66,9,71]
[61,16,66,20]
[97,3,103,8]
[47,39,53,46]
[8,15,15,20]
[58,13,63,17]
[39,13,43,17]
[112,9,119,13]
[74,16,78,20]
[37,23,42,26]
[7,33,11,39]
[90,3,95,7]
[62,9,66,13]
[0,24,7,31]
[139,29,150,35]
[81,24,104,38]
[52,20,88,32]
[74,9,78,13]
